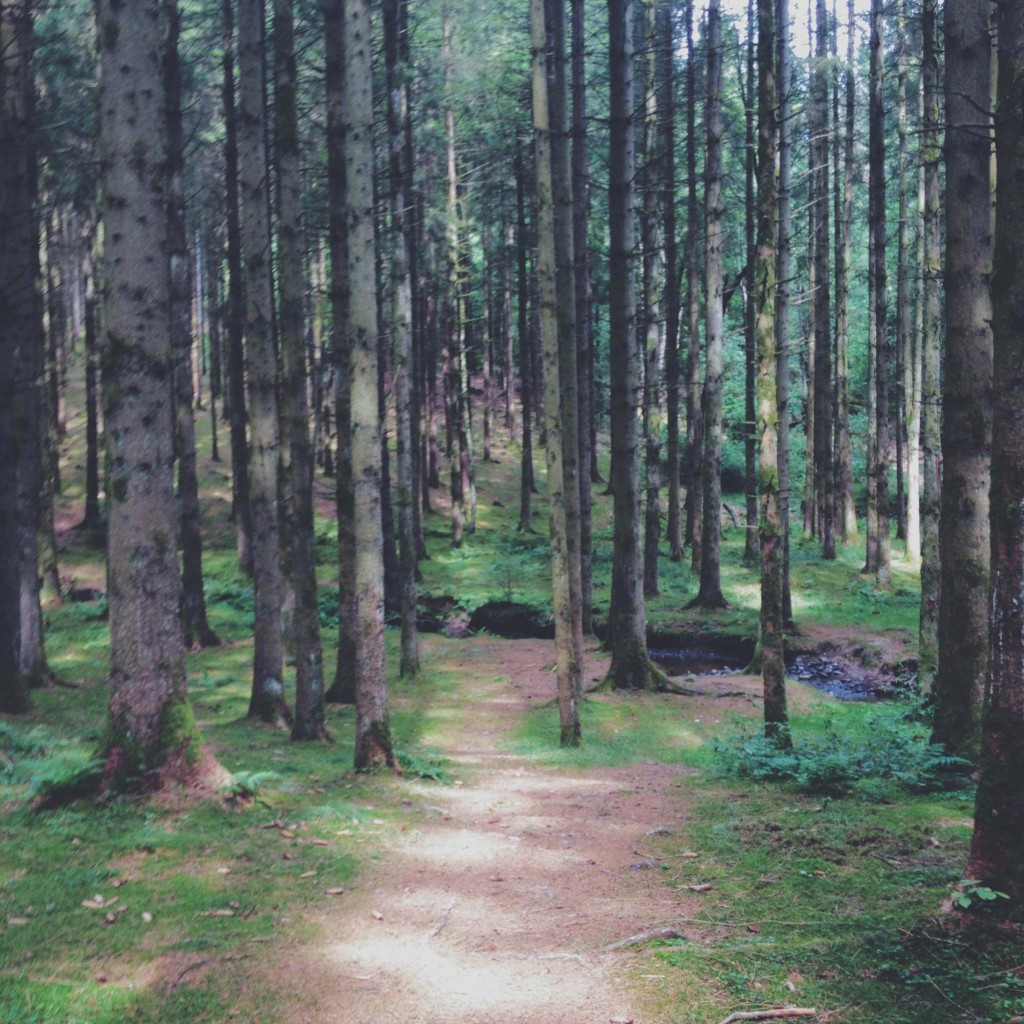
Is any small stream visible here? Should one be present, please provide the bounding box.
[648,640,902,702]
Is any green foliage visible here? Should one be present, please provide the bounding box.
[394,748,454,784]
[951,880,1010,910]
[713,702,973,796]
[219,769,280,802]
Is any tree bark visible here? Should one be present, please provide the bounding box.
[967,0,1024,897]
[275,0,326,739]
[98,0,205,789]
[869,0,891,588]
[755,0,789,747]
[324,0,357,705]
[238,0,289,725]
[532,0,583,744]
[345,0,396,773]
[684,0,703,568]
[932,0,991,755]
[222,0,253,576]
[833,0,857,545]
[385,0,420,678]
[166,0,218,651]
[691,0,728,608]
[571,0,595,629]
[606,0,665,689]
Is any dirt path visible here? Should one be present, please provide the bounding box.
[276,636,714,1024]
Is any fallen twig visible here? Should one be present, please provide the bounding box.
[429,896,456,938]
[606,927,684,950]
[715,1010,817,1024]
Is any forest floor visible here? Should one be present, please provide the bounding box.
[268,635,739,1024]
[4,373,1024,1023]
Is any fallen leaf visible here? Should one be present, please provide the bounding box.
[299,871,317,879]
[281,830,296,840]
[686,883,713,892]
[109,879,125,889]
[335,829,354,837]
[609,1017,634,1024]
[372,819,385,826]
[217,868,231,876]
[679,851,700,859]
[95,973,107,984]
[371,910,384,921]
[7,917,29,926]
[141,912,153,924]
[204,909,236,917]
[324,887,345,896]
[747,923,761,933]
[311,839,329,847]
[104,913,117,925]
[786,980,797,992]
[283,852,294,861]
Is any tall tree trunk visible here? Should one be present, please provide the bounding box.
[239,0,289,725]
[691,0,728,608]
[166,0,218,651]
[742,0,759,568]
[385,0,420,678]
[811,0,834,559]
[275,0,326,738]
[205,230,222,463]
[324,0,357,705]
[756,0,788,747]
[571,0,595,629]
[516,143,536,533]
[83,290,103,537]
[802,0,816,542]
[776,0,793,623]
[684,0,703,568]
[607,0,665,689]
[894,0,910,546]
[834,0,857,544]
[869,0,891,588]
[641,0,664,596]
[0,0,41,708]
[345,0,396,773]
[532,0,583,744]
[660,0,682,565]
[932,0,991,755]
[98,0,207,789]
[222,0,253,575]
[966,0,1024,898]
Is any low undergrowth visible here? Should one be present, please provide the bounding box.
[712,698,973,797]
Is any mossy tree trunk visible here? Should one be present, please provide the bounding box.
[932,0,991,755]
[98,0,204,788]
[967,0,1024,898]
[345,0,395,773]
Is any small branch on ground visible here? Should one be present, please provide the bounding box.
[606,927,684,950]
[714,1010,817,1024]
[429,897,456,938]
